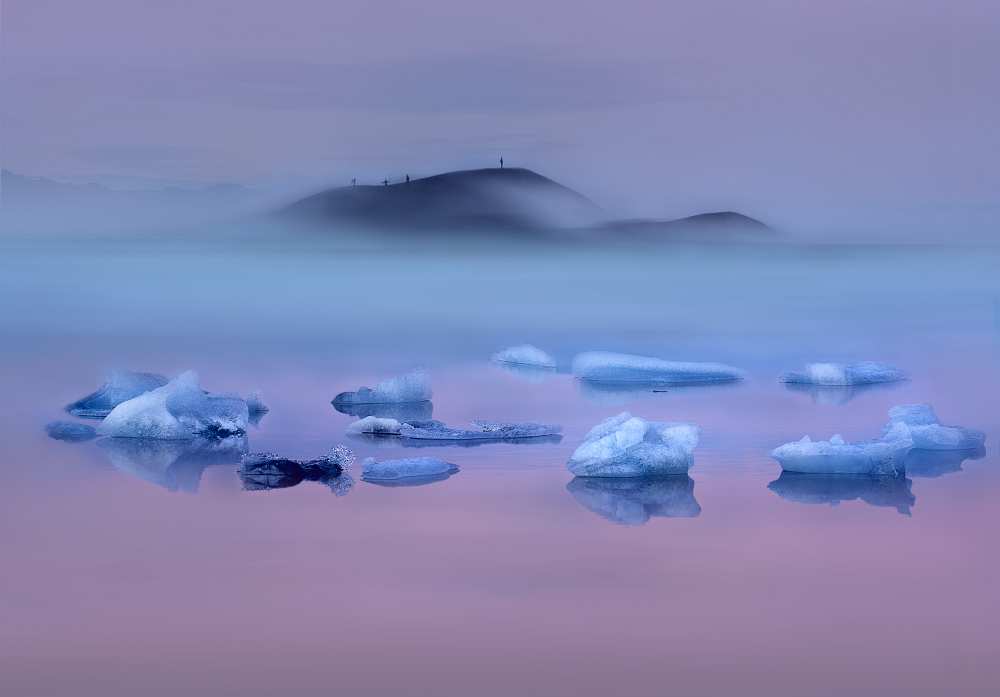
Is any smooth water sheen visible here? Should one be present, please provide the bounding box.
[1,237,998,696]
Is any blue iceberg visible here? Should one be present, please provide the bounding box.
[781,362,906,386]
[362,456,459,486]
[567,412,700,477]
[883,404,985,451]
[65,371,167,418]
[45,421,98,442]
[771,424,913,476]
[572,351,743,385]
[332,371,431,408]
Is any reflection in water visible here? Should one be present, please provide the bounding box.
[782,380,901,406]
[566,476,701,526]
[239,455,353,495]
[903,446,987,478]
[332,400,433,421]
[492,362,557,384]
[45,421,99,442]
[577,378,737,406]
[98,436,247,493]
[767,472,915,515]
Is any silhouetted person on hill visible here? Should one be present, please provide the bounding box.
[406,175,410,183]
[383,178,388,186]
[500,156,504,169]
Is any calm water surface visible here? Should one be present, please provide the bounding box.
[1,237,998,696]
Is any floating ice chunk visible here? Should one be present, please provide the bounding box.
[770,424,912,476]
[239,446,354,492]
[347,416,403,435]
[781,362,906,386]
[492,344,556,369]
[572,352,742,385]
[400,419,561,442]
[566,475,701,525]
[567,412,700,477]
[767,472,915,515]
[362,456,459,485]
[45,421,98,442]
[98,371,249,440]
[65,371,167,418]
[903,446,986,478]
[884,404,986,451]
[332,371,431,406]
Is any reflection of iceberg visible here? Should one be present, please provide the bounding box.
[781,362,905,386]
[333,400,433,421]
[491,344,556,369]
[903,447,986,478]
[246,392,269,425]
[492,362,556,384]
[332,371,431,408]
[567,476,701,525]
[577,377,738,405]
[98,435,247,492]
[66,371,167,418]
[572,352,743,386]
[567,412,699,477]
[362,457,459,487]
[239,447,354,494]
[45,421,98,442]
[767,472,915,515]
[782,381,901,406]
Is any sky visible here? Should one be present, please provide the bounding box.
[2,0,999,235]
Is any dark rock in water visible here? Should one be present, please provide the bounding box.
[566,476,701,526]
[767,471,915,515]
[66,371,167,418]
[45,421,98,442]
[239,446,354,494]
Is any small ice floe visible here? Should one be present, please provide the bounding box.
[572,351,743,386]
[362,456,459,486]
[781,362,906,386]
[491,344,557,369]
[347,416,562,444]
[98,371,249,440]
[65,371,167,418]
[566,475,701,526]
[100,435,247,493]
[883,404,986,451]
[770,424,913,476]
[567,412,700,477]
[239,446,355,493]
[332,371,431,408]
[45,421,98,442]
[767,472,915,515]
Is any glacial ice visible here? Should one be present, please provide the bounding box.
[767,472,915,515]
[567,412,700,477]
[903,446,986,478]
[239,446,355,493]
[332,371,431,406]
[347,416,562,443]
[884,404,986,451]
[100,435,247,493]
[781,361,906,386]
[362,456,459,485]
[491,344,557,369]
[98,371,249,440]
[45,421,98,442]
[566,475,701,525]
[332,398,433,421]
[65,370,167,418]
[347,416,404,435]
[770,423,913,476]
[572,352,743,385]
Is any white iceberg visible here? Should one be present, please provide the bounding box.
[567,412,700,477]
[98,371,249,440]
[572,352,742,385]
[884,404,985,451]
[770,423,912,476]
[362,456,459,484]
[66,370,167,418]
[346,416,403,435]
[332,371,431,406]
[491,344,556,369]
[781,362,906,386]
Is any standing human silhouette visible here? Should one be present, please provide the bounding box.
[406,175,410,183]
[500,156,504,169]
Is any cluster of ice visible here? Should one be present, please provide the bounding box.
[884,404,985,451]
[572,352,743,385]
[567,412,700,478]
[362,456,459,485]
[332,371,431,406]
[781,362,906,386]
[566,475,701,525]
[239,446,354,493]
[491,344,556,369]
[98,371,249,440]
[348,416,561,442]
[66,371,167,418]
[770,424,913,476]
[768,472,915,515]
[45,421,98,442]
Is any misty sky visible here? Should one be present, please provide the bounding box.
[3,0,999,235]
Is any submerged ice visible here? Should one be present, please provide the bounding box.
[491,344,556,369]
[572,352,742,385]
[332,371,431,406]
[567,412,700,477]
[362,456,459,485]
[66,371,168,418]
[781,362,906,386]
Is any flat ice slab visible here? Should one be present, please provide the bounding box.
[771,425,912,476]
[572,352,742,385]
[362,456,459,485]
[66,371,167,418]
[768,472,915,515]
[567,475,701,525]
[491,344,556,369]
[781,362,906,386]
[567,412,700,477]
[45,421,98,442]
[348,416,561,443]
[332,371,431,406]
[884,404,986,451]
[99,371,249,440]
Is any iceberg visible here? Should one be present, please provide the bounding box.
[239,446,355,493]
[98,371,249,440]
[348,417,562,443]
[770,424,912,476]
[100,435,247,493]
[572,351,743,385]
[781,362,906,386]
[362,456,459,486]
[883,404,986,451]
[65,370,167,418]
[45,421,98,442]
[491,344,556,369]
[567,412,700,477]
[767,472,915,515]
[332,371,431,407]
[566,475,701,525]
